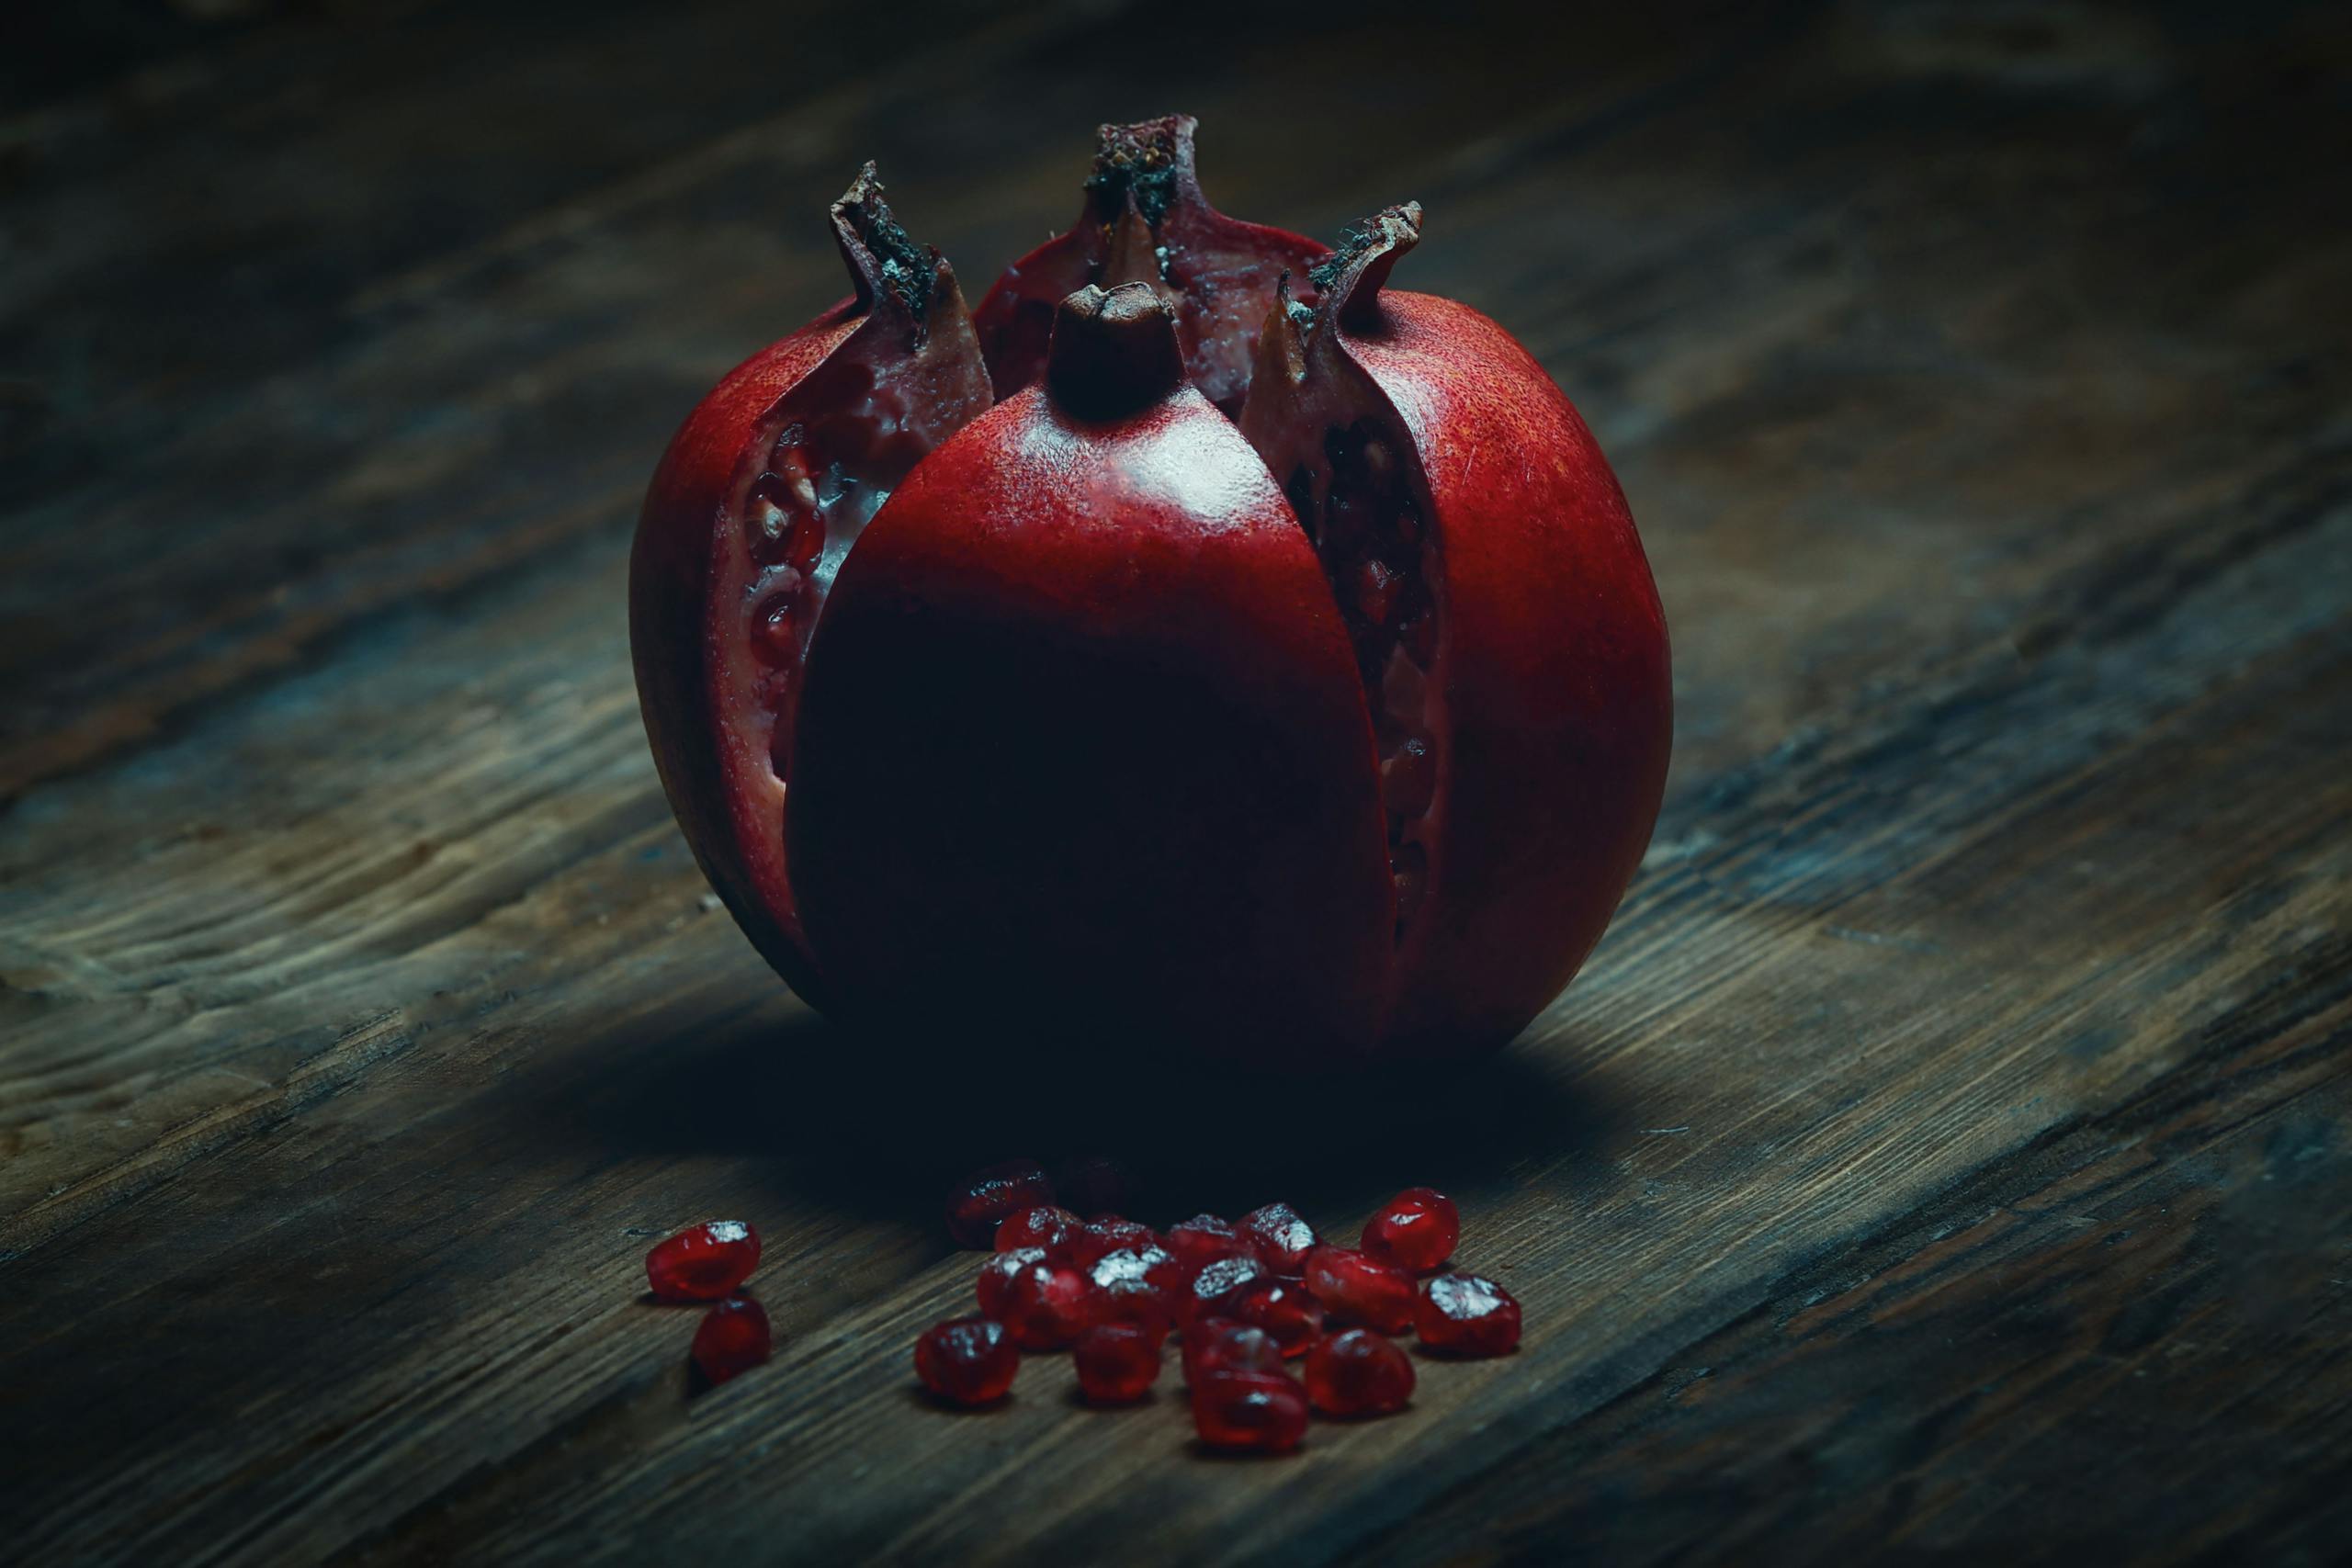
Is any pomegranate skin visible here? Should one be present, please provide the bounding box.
[630,167,992,1006]
[1241,205,1672,1055]
[786,286,1393,1063]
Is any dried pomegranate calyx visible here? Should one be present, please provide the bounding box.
[1305,201,1421,327]
[831,162,945,330]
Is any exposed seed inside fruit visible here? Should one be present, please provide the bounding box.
[1181,1318,1285,1385]
[1238,1202,1318,1276]
[645,1220,762,1302]
[1226,1278,1324,1357]
[994,1204,1079,1256]
[1302,1327,1414,1416]
[976,1246,1048,1319]
[945,1159,1056,1248]
[1362,1186,1459,1273]
[1301,1245,1417,1335]
[915,1316,1020,1405]
[1191,1369,1309,1452]
[690,1296,773,1387]
[1416,1273,1521,1356]
[1003,1261,1095,1350]
[1073,1322,1163,1404]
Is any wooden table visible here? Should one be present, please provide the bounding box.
[5,2,2347,1561]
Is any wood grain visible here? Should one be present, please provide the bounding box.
[3,1,2346,1562]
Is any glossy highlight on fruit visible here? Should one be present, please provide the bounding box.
[1302,1327,1414,1417]
[1416,1273,1521,1357]
[645,1221,762,1303]
[1301,1245,1417,1335]
[634,123,1670,1069]
[1238,1202,1317,1276]
[915,1316,1020,1405]
[1361,1186,1458,1273]
[690,1296,773,1387]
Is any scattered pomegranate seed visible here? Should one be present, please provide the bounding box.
[1303,1328,1415,1416]
[1050,1154,1135,1219]
[1361,1187,1459,1273]
[1179,1251,1269,1326]
[689,1296,773,1387]
[976,1246,1048,1318]
[1227,1278,1324,1357]
[1191,1369,1309,1453]
[994,1204,1079,1256]
[1072,1322,1162,1403]
[644,1220,762,1302]
[1003,1260,1095,1350]
[1416,1274,1521,1356]
[1164,1213,1243,1271]
[1089,1246,1182,1342]
[915,1316,1020,1405]
[1302,1245,1417,1334]
[944,1159,1056,1248]
[1238,1202,1318,1276]
[1180,1318,1285,1386]
[1066,1216,1160,1270]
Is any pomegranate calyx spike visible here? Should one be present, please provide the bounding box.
[1306,202,1423,329]
[1046,282,1184,420]
[1100,206,1169,291]
[1083,113,1199,227]
[830,162,951,337]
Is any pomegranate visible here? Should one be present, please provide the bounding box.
[634,124,1670,1069]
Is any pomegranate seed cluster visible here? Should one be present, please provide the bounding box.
[643,1220,774,1388]
[913,1166,1521,1452]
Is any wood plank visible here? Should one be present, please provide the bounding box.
[2,0,2347,1562]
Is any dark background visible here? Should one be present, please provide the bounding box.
[3,2,2348,1563]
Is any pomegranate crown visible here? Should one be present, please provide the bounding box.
[1046,281,1183,421]
[1082,114,1198,227]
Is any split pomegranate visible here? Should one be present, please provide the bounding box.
[1191,1370,1310,1453]
[645,1221,762,1302]
[1072,1323,1163,1404]
[635,123,1669,1067]
[1416,1273,1521,1357]
[1361,1186,1458,1273]
[914,1316,1020,1405]
[1301,1245,1417,1335]
[1302,1328,1415,1417]
[689,1296,773,1387]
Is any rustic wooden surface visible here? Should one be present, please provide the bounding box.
[4,1,2348,1562]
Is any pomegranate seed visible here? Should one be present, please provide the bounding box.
[1361,1187,1459,1273]
[976,1246,1047,1319]
[1003,1261,1095,1349]
[1164,1213,1242,1270]
[944,1159,1055,1248]
[1181,1318,1284,1386]
[1417,1273,1521,1356]
[1050,1154,1134,1219]
[914,1316,1019,1405]
[1303,1327,1415,1416]
[994,1204,1079,1256]
[1180,1251,1269,1326]
[1072,1322,1162,1404]
[1191,1370,1309,1453]
[645,1221,761,1302]
[689,1296,773,1387]
[1238,1201,1318,1276]
[1065,1216,1160,1270]
[1302,1245,1417,1334]
[1227,1278,1323,1357]
[1088,1245,1182,1342]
